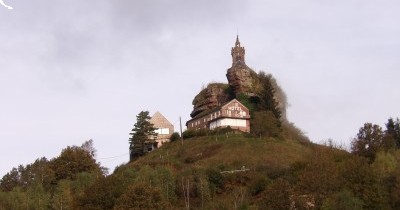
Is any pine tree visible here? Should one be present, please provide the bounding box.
[386,118,400,148]
[129,111,157,161]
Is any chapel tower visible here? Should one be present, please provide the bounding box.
[231,35,246,65]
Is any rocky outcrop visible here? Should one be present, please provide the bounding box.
[189,36,287,120]
[190,83,232,118]
[226,62,259,97]
[190,63,260,119]
[190,67,287,121]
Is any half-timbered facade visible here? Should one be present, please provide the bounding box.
[186,99,250,132]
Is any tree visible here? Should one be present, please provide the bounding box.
[51,180,73,210]
[170,132,180,142]
[18,157,55,191]
[76,176,125,210]
[81,139,97,158]
[262,178,292,210]
[129,111,157,160]
[351,123,385,161]
[386,118,400,148]
[0,168,20,192]
[341,155,390,209]
[251,111,281,138]
[50,141,102,181]
[295,148,342,207]
[257,72,282,121]
[114,183,167,210]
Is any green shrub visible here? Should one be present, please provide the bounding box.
[170,132,180,142]
[207,168,224,190]
[182,129,196,139]
[248,176,269,196]
[321,190,363,210]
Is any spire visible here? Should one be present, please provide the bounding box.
[235,35,240,47]
[231,35,245,65]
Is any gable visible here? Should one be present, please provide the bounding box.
[150,112,173,129]
[221,99,249,113]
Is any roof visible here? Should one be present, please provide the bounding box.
[150,111,173,128]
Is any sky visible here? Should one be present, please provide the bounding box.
[0,0,399,176]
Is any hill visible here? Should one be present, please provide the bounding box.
[2,128,400,209]
[77,134,346,210]
[78,132,400,210]
[131,134,312,176]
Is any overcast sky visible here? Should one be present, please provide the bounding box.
[0,0,399,176]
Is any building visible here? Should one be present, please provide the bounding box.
[130,111,174,161]
[186,99,250,132]
[150,111,174,147]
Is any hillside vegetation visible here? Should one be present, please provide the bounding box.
[87,134,319,210]
[2,123,400,209]
[132,134,312,178]
[78,131,400,210]
[109,129,400,210]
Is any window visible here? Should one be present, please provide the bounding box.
[155,128,170,135]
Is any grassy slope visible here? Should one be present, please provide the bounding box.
[111,134,339,209]
[128,134,314,177]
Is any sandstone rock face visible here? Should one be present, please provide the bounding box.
[226,63,258,97]
[190,83,232,118]
[189,36,288,121]
[190,66,287,121]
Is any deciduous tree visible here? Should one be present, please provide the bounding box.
[114,183,166,210]
[50,141,102,181]
[351,123,385,161]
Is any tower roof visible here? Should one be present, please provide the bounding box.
[231,35,245,65]
[235,35,240,46]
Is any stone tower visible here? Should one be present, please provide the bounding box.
[231,35,246,65]
[227,36,255,96]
